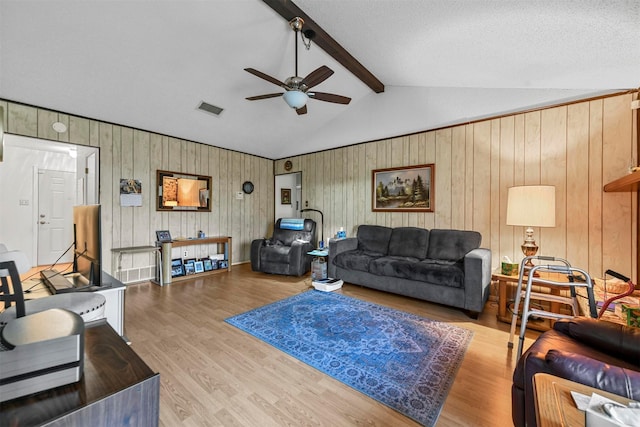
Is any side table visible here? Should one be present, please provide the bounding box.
[111,245,163,285]
[308,249,328,280]
[493,270,569,332]
[533,373,633,427]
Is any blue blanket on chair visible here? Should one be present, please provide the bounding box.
[280,218,305,230]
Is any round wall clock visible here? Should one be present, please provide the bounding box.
[284,160,293,171]
[242,181,254,194]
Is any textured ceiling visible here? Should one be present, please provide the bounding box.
[1,0,638,159]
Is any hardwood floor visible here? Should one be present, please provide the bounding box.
[124,264,541,426]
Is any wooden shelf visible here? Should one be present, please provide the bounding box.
[156,236,232,285]
[166,267,229,283]
[604,169,640,192]
[170,236,230,248]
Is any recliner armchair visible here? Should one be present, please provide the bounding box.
[251,218,316,276]
[512,317,640,427]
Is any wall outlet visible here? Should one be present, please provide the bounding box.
[183,250,188,257]
[236,191,244,200]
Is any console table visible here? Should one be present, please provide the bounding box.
[111,245,163,285]
[0,320,160,426]
[157,236,232,285]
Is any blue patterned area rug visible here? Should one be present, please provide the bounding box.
[225,290,473,426]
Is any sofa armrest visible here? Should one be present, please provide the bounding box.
[553,318,640,362]
[288,241,314,276]
[328,238,357,277]
[546,349,640,400]
[463,248,492,312]
[250,238,266,271]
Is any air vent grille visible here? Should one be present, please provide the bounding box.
[197,101,223,116]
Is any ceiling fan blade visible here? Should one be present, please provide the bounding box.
[308,92,351,105]
[246,93,283,101]
[301,66,334,89]
[296,105,308,115]
[244,68,286,88]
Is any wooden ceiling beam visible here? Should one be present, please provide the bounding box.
[262,0,385,93]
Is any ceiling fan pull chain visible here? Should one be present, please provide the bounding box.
[300,29,312,50]
[294,23,298,78]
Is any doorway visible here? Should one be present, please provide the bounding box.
[274,172,301,220]
[0,134,99,267]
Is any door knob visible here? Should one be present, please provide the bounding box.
[39,221,49,224]
[40,214,46,218]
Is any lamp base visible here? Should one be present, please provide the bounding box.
[521,228,539,277]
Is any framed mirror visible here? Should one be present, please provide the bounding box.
[157,170,212,212]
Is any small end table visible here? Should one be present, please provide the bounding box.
[533,373,633,427]
[492,269,568,332]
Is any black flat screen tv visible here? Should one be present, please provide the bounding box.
[73,204,102,287]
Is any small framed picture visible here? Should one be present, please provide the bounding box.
[281,188,291,205]
[194,260,204,273]
[156,230,172,243]
[171,259,185,277]
[184,259,196,275]
[202,258,214,271]
[218,260,229,269]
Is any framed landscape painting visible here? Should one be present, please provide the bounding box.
[372,164,435,212]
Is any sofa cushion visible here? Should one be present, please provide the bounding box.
[369,256,420,278]
[260,243,293,264]
[426,229,481,261]
[369,257,464,288]
[356,225,392,255]
[388,227,429,259]
[332,250,379,273]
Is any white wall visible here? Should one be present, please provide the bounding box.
[0,136,77,265]
[274,172,299,220]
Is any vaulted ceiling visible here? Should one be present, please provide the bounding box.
[1,1,638,159]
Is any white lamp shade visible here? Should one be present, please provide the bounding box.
[283,90,308,109]
[506,185,556,227]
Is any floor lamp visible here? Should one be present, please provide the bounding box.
[300,208,323,248]
[506,185,556,272]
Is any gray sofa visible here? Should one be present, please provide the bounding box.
[328,225,492,317]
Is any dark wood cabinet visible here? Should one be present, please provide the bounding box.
[0,321,159,426]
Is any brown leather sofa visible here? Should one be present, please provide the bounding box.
[512,317,640,427]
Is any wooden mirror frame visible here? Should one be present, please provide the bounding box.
[156,170,212,212]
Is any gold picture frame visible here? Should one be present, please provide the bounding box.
[372,164,435,212]
[281,188,291,205]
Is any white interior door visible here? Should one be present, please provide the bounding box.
[38,169,75,265]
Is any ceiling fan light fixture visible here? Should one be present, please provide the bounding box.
[283,90,308,109]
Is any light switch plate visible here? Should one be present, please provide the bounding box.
[236,191,244,200]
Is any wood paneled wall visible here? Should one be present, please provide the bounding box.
[276,94,637,281]
[0,100,274,272]
[2,93,636,281]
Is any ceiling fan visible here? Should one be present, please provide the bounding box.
[244,17,351,115]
